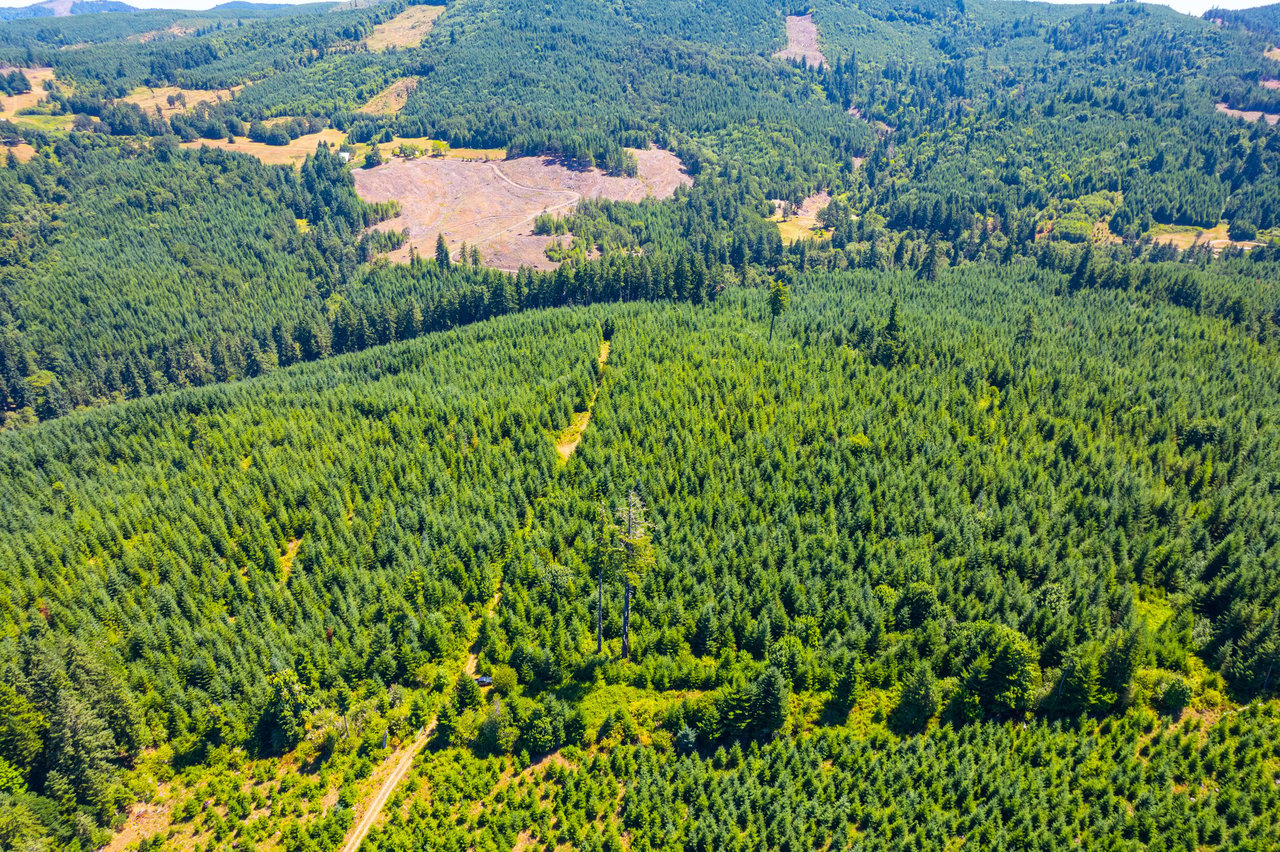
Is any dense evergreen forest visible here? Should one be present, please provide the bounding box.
[3,0,1280,850]
[3,267,1280,850]
[3,0,1280,420]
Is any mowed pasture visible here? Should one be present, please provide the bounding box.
[354,136,505,161]
[124,85,241,118]
[353,148,691,271]
[365,5,444,51]
[180,128,347,166]
[774,14,827,69]
[362,77,417,114]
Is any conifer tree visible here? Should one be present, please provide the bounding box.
[436,233,452,269]
[768,279,790,344]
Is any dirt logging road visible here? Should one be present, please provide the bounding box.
[339,586,504,852]
[338,724,434,852]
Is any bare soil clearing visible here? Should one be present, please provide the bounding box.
[770,191,832,244]
[366,5,444,51]
[339,726,435,852]
[1262,79,1280,90]
[1267,47,1280,62]
[180,128,347,167]
[847,105,892,136]
[0,66,58,119]
[362,77,418,114]
[102,794,173,852]
[125,85,241,118]
[774,14,827,70]
[353,148,690,271]
[1216,102,1280,125]
[131,24,197,44]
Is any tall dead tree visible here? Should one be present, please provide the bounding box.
[617,489,654,659]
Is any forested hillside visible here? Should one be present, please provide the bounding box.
[3,263,1280,850]
[3,0,1280,850]
[3,0,1280,424]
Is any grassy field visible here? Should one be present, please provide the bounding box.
[1149,222,1262,252]
[181,128,348,166]
[0,66,58,118]
[0,66,71,130]
[124,84,242,118]
[3,142,37,162]
[770,191,832,244]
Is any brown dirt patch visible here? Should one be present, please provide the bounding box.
[770,191,832,244]
[180,129,348,167]
[774,14,827,70]
[132,24,197,44]
[366,5,444,51]
[555,410,593,461]
[0,66,58,119]
[124,85,241,118]
[352,148,691,271]
[363,77,418,115]
[1262,79,1280,90]
[1215,102,1280,125]
[1267,47,1280,62]
[101,794,173,852]
[1092,219,1124,245]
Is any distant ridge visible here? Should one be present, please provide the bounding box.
[211,1,296,9]
[0,0,136,21]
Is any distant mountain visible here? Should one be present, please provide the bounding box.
[211,1,295,8]
[0,0,136,21]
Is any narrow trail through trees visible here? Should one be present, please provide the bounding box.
[338,339,603,851]
[555,340,611,461]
